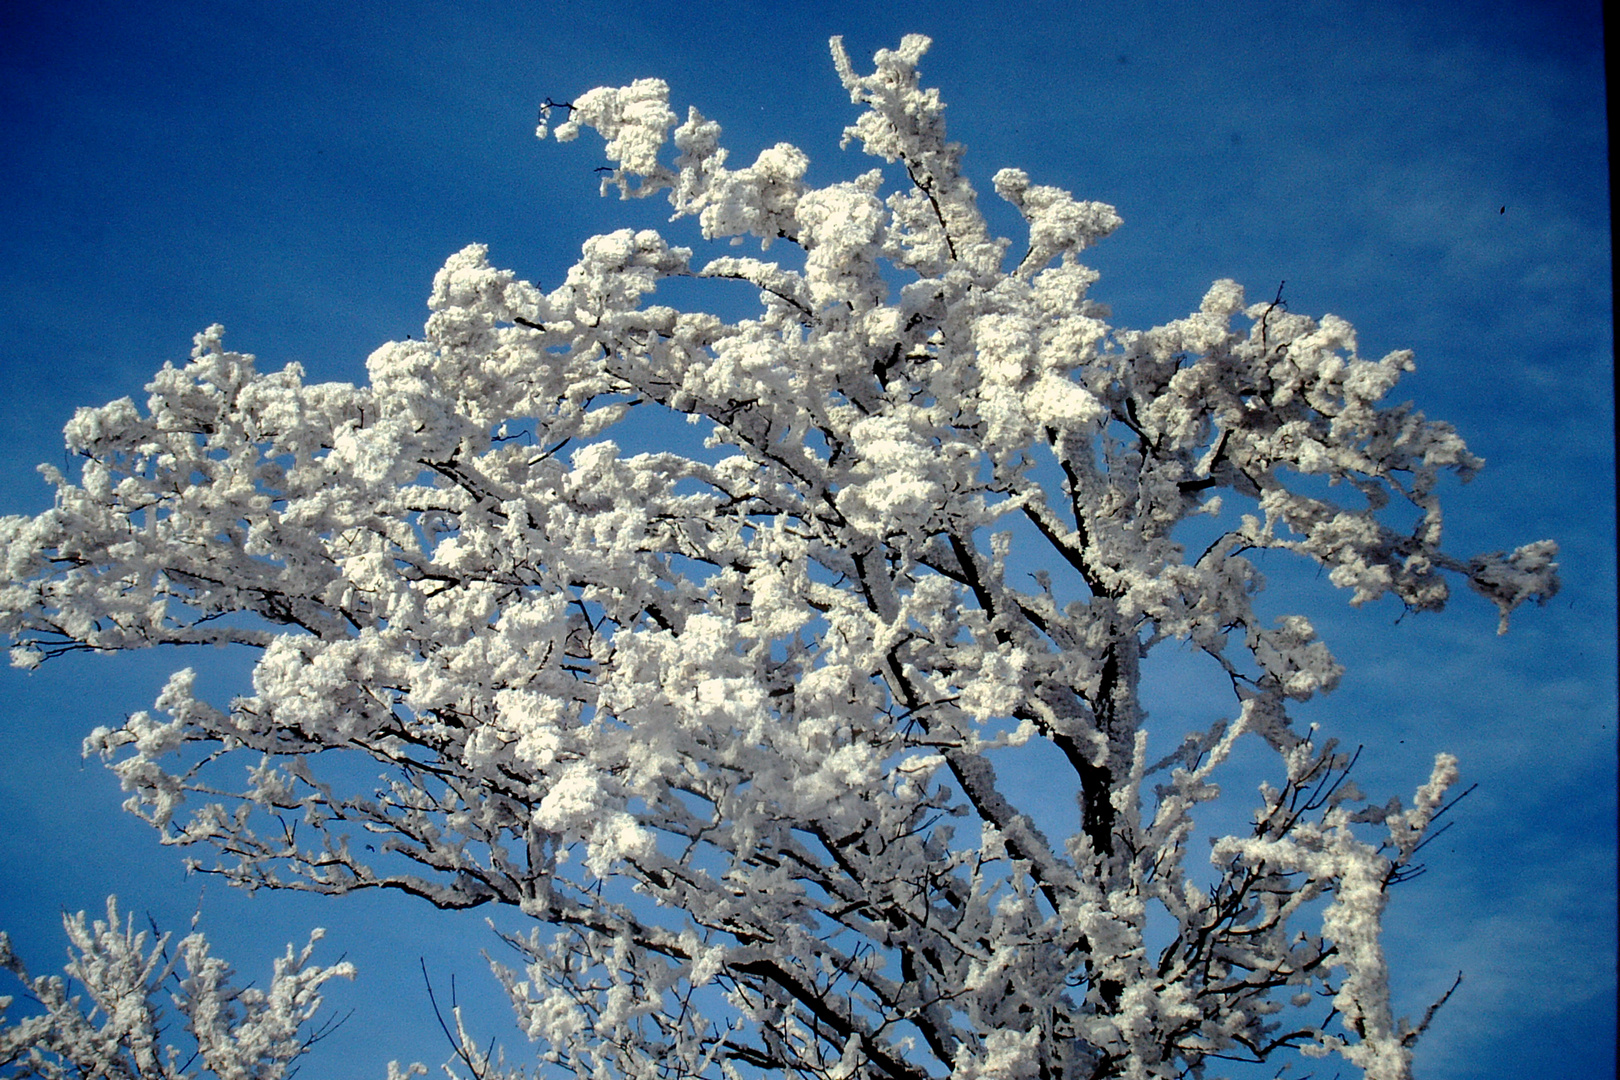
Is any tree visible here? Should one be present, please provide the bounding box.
[0,897,351,1079]
[0,34,1558,1080]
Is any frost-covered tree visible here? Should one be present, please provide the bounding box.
[0,35,1558,1080]
[0,897,350,1079]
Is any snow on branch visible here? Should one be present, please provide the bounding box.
[0,896,351,1080]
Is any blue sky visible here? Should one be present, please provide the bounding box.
[0,2,1610,1077]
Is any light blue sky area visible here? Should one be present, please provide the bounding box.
[0,2,1610,1078]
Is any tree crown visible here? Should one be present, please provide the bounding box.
[0,35,1557,1080]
